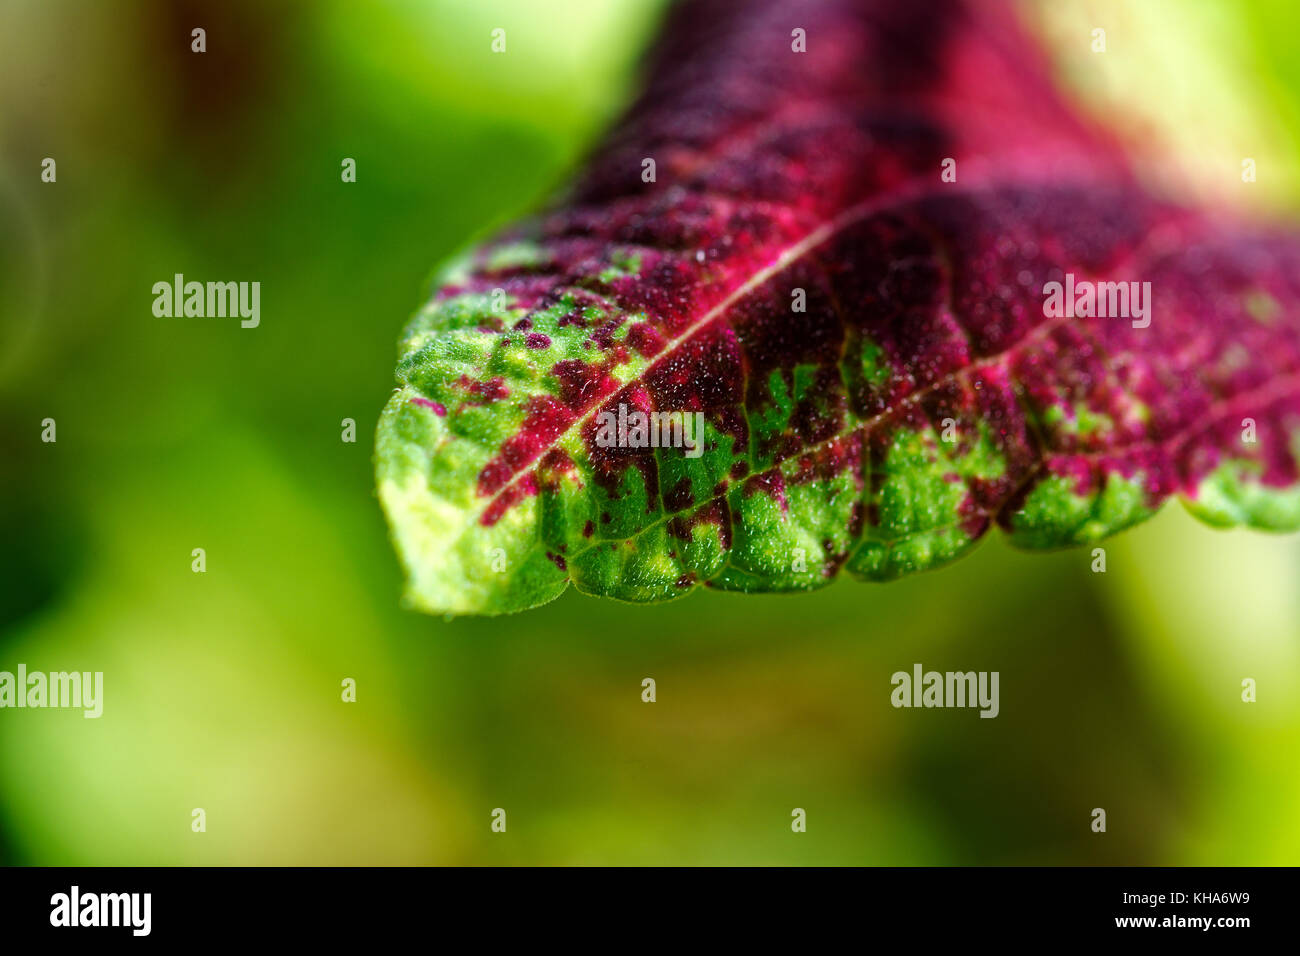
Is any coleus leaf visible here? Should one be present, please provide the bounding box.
[376,0,1300,615]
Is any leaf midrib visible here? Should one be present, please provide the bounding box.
[471,173,974,524]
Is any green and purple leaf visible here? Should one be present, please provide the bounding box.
[376,0,1300,615]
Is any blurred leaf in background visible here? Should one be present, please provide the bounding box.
[0,0,1297,864]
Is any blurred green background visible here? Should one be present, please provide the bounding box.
[1,0,1298,865]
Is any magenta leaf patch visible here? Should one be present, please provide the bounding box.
[376,0,1300,615]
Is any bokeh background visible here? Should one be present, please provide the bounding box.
[1,0,1298,865]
